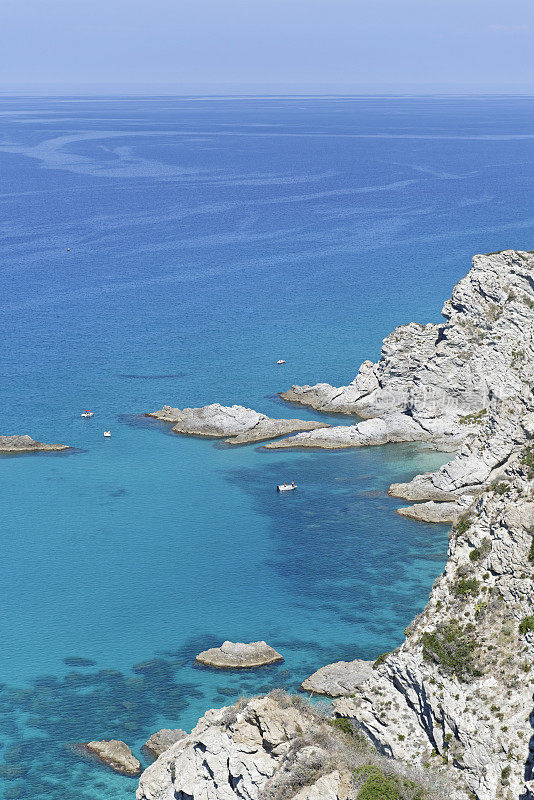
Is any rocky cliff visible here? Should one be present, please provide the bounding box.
[330,453,533,800]
[136,692,444,800]
[135,251,533,800]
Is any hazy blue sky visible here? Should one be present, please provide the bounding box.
[1,0,533,93]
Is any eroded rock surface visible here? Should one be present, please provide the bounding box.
[0,434,70,453]
[83,739,141,776]
[143,729,187,759]
[301,659,374,697]
[147,403,328,444]
[196,640,283,668]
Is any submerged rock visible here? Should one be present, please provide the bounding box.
[396,500,461,524]
[143,728,187,759]
[82,739,141,776]
[196,640,284,668]
[301,659,374,697]
[0,434,70,453]
[146,403,328,444]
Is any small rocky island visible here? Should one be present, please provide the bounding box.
[0,434,70,453]
[196,640,284,668]
[131,251,534,800]
[146,402,328,444]
[82,739,141,776]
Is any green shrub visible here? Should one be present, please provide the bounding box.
[421,620,477,679]
[469,538,491,562]
[373,652,389,669]
[492,482,509,496]
[455,514,473,535]
[354,765,426,800]
[519,616,534,636]
[520,443,534,479]
[454,577,480,598]
[529,534,534,564]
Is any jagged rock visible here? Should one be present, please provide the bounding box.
[263,412,435,449]
[146,403,328,444]
[396,500,461,524]
[196,640,283,668]
[82,739,141,776]
[301,660,374,697]
[143,729,187,759]
[0,434,69,453]
[136,695,354,800]
[271,251,534,483]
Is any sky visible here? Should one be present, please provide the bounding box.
[0,0,533,93]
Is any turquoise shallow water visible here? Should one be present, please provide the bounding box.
[1,95,533,800]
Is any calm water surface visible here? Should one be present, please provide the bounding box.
[1,95,533,800]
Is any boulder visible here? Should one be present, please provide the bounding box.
[143,728,187,759]
[0,434,69,453]
[301,659,374,697]
[146,403,328,444]
[196,640,283,668]
[82,739,141,776]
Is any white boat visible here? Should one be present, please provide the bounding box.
[276,359,286,365]
[277,482,297,492]
[103,430,111,437]
[81,410,94,418]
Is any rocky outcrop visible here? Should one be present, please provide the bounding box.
[196,641,284,668]
[0,434,70,453]
[147,403,328,444]
[82,739,141,776]
[396,500,462,524]
[143,729,187,759]
[300,660,374,697]
[267,252,533,479]
[315,457,534,800]
[136,692,441,800]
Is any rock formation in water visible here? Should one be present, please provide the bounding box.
[143,729,187,760]
[146,403,328,444]
[136,692,442,800]
[0,434,70,453]
[196,640,284,668]
[82,739,141,776]
[134,251,533,800]
[265,250,534,506]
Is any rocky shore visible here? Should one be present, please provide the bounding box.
[130,251,533,800]
[0,434,70,453]
[147,402,328,444]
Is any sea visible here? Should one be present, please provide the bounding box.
[0,94,533,800]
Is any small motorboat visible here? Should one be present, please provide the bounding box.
[277,482,297,492]
[276,359,286,365]
[103,430,111,438]
[81,410,94,418]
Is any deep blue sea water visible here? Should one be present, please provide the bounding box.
[0,95,533,800]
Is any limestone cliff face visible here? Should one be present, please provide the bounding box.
[333,457,533,800]
[270,251,534,472]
